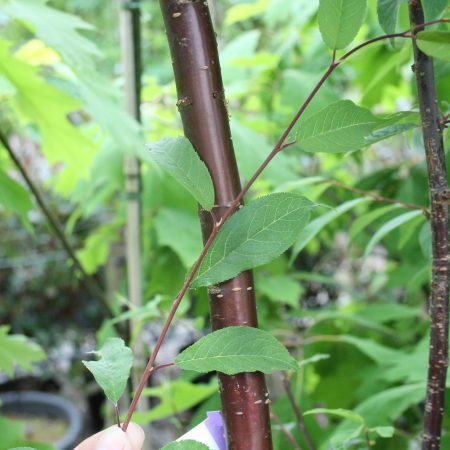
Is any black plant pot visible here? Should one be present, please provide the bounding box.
[0,391,83,450]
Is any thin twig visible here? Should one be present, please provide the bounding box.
[270,411,302,450]
[0,130,115,319]
[151,362,175,374]
[281,374,315,450]
[325,178,430,216]
[337,19,450,64]
[122,18,450,431]
[115,403,121,428]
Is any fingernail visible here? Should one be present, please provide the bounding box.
[95,426,127,450]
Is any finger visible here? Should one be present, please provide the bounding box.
[95,426,129,450]
[74,423,144,450]
[74,425,124,450]
[125,422,145,450]
[74,427,106,450]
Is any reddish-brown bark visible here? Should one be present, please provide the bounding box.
[158,1,273,448]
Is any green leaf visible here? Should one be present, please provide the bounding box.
[191,193,313,288]
[310,310,394,335]
[304,407,364,423]
[279,70,340,122]
[76,221,121,274]
[332,335,400,365]
[154,208,203,268]
[382,338,429,384]
[0,415,25,448]
[363,210,423,260]
[78,71,143,151]
[291,198,369,262]
[377,0,405,34]
[133,379,217,423]
[0,168,33,231]
[419,222,432,259]
[318,0,367,50]
[231,119,298,185]
[364,112,419,146]
[4,0,100,69]
[369,426,395,438]
[356,302,420,323]
[349,204,399,242]
[83,338,133,404]
[332,422,365,448]
[175,326,298,375]
[225,0,269,26]
[299,354,330,368]
[10,444,53,450]
[296,101,417,153]
[9,448,39,450]
[417,31,450,62]
[0,39,96,195]
[161,441,210,450]
[256,274,303,307]
[147,137,215,211]
[305,408,367,447]
[110,297,162,325]
[352,383,425,427]
[423,0,448,21]
[0,326,46,376]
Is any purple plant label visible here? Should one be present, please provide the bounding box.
[176,411,226,450]
[205,411,226,450]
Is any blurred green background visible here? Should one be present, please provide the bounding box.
[0,0,449,449]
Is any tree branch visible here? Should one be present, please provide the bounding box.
[325,178,430,216]
[408,3,450,450]
[270,411,301,450]
[0,130,115,319]
[281,374,315,450]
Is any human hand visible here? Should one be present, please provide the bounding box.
[74,423,145,450]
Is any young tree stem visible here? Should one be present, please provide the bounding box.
[408,2,450,449]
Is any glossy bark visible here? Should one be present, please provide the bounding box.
[159,1,273,448]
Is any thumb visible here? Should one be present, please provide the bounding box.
[96,423,145,450]
[75,423,145,450]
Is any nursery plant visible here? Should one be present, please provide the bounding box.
[0,0,449,449]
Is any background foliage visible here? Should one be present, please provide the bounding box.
[0,0,449,449]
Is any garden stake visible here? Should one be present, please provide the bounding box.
[118,0,147,419]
